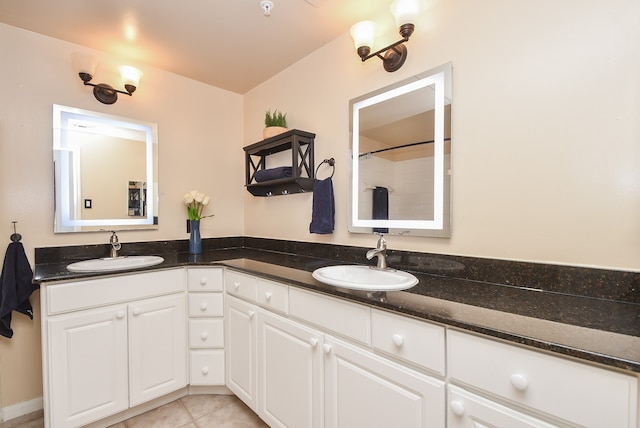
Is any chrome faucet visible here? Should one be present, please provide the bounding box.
[109,231,121,258]
[366,234,388,270]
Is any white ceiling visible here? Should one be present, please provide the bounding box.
[0,0,392,94]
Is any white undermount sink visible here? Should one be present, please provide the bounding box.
[312,265,418,291]
[66,255,165,272]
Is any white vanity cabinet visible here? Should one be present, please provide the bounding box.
[447,329,639,428]
[324,335,445,428]
[225,270,447,428]
[41,269,187,428]
[187,267,225,386]
[226,293,259,410]
[226,270,324,427]
[258,309,324,428]
[289,288,446,428]
[225,271,259,410]
[47,303,129,427]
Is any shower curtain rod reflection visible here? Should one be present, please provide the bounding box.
[359,137,451,158]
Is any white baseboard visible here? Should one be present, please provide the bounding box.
[1,396,43,422]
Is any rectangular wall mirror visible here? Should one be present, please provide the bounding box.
[349,63,452,237]
[53,104,159,233]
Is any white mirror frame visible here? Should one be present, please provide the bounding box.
[53,104,158,232]
[350,63,451,235]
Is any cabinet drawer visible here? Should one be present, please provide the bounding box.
[189,350,225,385]
[188,267,223,291]
[289,287,371,346]
[371,309,445,376]
[47,269,185,315]
[257,279,288,314]
[448,385,556,428]
[448,330,638,427]
[188,293,223,317]
[225,270,258,302]
[188,319,224,348]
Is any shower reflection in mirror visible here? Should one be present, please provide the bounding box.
[349,63,452,237]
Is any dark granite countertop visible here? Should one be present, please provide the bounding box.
[34,246,640,374]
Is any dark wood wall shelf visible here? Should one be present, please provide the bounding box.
[243,129,316,197]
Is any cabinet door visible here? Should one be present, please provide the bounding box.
[128,293,187,407]
[48,305,128,428]
[324,336,445,428]
[226,295,258,411]
[258,310,323,428]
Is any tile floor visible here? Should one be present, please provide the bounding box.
[1,395,268,428]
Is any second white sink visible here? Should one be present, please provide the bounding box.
[312,265,418,291]
[67,255,164,272]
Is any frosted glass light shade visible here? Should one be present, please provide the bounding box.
[350,21,376,49]
[390,0,420,27]
[120,66,143,88]
[71,52,98,76]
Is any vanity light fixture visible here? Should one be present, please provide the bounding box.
[72,53,143,104]
[350,0,420,72]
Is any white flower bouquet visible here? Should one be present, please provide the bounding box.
[183,190,214,221]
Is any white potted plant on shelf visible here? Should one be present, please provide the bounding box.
[263,109,288,139]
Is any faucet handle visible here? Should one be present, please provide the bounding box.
[377,234,387,250]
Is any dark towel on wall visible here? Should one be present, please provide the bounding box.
[0,242,38,338]
[372,186,389,234]
[309,177,335,234]
[254,167,292,182]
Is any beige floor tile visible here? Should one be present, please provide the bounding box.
[4,395,265,428]
[179,394,238,420]
[0,413,43,428]
[193,399,268,428]
[123,400,193,428]
[0,417,44,428]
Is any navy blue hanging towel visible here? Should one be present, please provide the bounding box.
[0,242,38,338]
[372,186,389,234]
[309,177,335,234]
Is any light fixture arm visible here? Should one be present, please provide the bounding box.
[77,70,139,104]
[356,23,414,72]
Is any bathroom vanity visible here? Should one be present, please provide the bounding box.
[35,245,639,428]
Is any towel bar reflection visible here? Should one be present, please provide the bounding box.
[315,158,335,179]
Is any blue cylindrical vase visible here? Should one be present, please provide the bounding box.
[189,219,202,254]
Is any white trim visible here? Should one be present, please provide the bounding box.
[1,396,43,422]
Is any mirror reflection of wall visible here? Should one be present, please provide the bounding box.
[349,63,452,237]
[53,104,159,233]
[74,132,147,220]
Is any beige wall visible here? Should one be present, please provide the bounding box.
[243,0,640,271]
[0,24,244,412]
[1,0,639,416]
